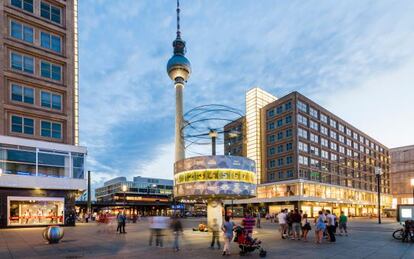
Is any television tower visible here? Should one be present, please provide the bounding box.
[167,0,191,162]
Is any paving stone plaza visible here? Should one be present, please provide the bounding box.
[0,218,413,259]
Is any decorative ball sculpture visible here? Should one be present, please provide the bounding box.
[42,226,64,244]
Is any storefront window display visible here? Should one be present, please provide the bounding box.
[8,197,64,226]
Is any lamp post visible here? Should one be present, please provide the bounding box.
[122,184,127,213]
[411,178,414,204]
[375,167,382,224]
[209,130,218,156]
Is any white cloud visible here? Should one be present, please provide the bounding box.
[315,56,414,148]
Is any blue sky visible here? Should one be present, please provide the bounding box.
[78,0,414,191]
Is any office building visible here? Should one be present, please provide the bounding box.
[390,145,414,205]
[94,176,173,216]
[0,0,86,227]
[225,89,392,217]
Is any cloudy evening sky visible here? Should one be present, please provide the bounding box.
[78,0,414,194]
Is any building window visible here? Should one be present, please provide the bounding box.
[286,156,293,165]
[41,91,62,110]
[268,135,275,143]
[321,150,329,159]
[339,135,345,143]
[267,109,275,117]
[41,121,62,139]
[310,133,319,143]
[338,123,345,132]
[268,147,275,155]
[330,142,337,151]
[353,132,358,140]
[298,155,308,165]
[267,122,275,130]
[330,130,337,140]
[11,115,34,135]
[330,119,337,128]
[276,106,283,114]
[40,1,61,24]
[286,170,293,178]
[285,101,292,110]
[277,158,284,166]
[286,129,292,137]
[11,0,33,13]
[346,128,352,136]
[285,115,292,124]
[41,61,61,81]
[286,142,293,151]
[11,84,34,104]
[297,114,307,126]
[298,141,308,152]
[40,32,61,53]
[310,158,320,168]
[297,100,307,112]
[10,21,33,43]
[277,119,283,127]
[320,113,328,123]
[277,131,283,140]
[320,125,328,135]
[310,120,319,131]
[310,146,319,156]
[298,128,308,139]
[277,145,283,153]
[346,149,352,157]
[11,52,34,74]
[353,142,358,149]
[321,138,328,147]
[346,138,352,146]
[339,146,345,154]
[268,172,275,181]
[268,160,276,169]
[309,107,318,118]
[278,171,284,179]
[331,153,338,161]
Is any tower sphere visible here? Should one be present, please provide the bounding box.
[167,54,191,82]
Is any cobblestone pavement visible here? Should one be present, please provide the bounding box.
[0,218,413,259]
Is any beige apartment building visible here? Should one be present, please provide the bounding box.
[0,0,86,228]
[390,145,414,206]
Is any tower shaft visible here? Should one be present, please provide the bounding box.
[175,84,185,161]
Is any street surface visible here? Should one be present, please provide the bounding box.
[0,217,412,258]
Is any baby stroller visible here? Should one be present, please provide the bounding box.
[234,226,267,257]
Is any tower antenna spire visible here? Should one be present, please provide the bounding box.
[176,0,181,39]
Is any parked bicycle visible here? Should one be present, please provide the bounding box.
[393,220,414,242]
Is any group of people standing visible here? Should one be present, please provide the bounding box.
[277,209,348,244]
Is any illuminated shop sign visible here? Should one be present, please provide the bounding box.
[175,169,256,184]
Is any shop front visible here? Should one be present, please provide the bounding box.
[8,196,64,226]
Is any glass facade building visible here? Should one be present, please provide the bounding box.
[94,177,173,216]
[225,90,392,217]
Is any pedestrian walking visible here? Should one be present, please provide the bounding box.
[326,210,336,242]
[338,211,348,236]
[210,218,221,249]
[256,212,261,228]
[116,212,123,233]
[170,215,183,252]
[222,216,235,256]
[301,213,311,242]
[277,209,287,239]
[287,210,293,238]
[121,212,127,233]
[291,209,302,240]
[315,211,326,244]
[241,211,255,236]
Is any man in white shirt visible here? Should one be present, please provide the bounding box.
[325,210,336,242]
[277,209,288,239]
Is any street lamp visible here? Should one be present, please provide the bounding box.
[411,178,414,204]
[375,167,383,224]
[122,184,127,212]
